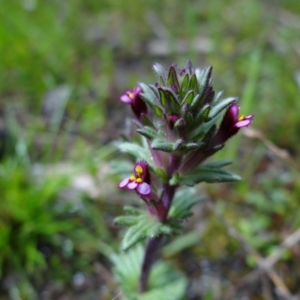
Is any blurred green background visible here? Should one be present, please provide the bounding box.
[1,0,300,299]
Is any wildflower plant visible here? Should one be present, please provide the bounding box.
[114,60,253,298]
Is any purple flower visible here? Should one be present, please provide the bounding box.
[210,103,254,147]
[120,86,147,120]
[119,161,151,196]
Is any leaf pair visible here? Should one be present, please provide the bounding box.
[115,208,172,251]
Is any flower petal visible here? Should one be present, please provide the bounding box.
[120,94,132,104]
[133,86,142,95]
[235,119,252,128]
[244,114,254,120]
[118,178,130,188]
[230,104,240,119]
[136,182,151,195]
[127,181,138,190]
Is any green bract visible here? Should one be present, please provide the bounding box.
[131,61,244,175]
[115,207,173,251]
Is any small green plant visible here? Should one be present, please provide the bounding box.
[0,157,108,298]
[113,61,253,298]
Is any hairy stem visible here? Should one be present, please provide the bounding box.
[161,183,177,212]
[139,154,180,292]
[139,235,164,292]
[139,184,177,292]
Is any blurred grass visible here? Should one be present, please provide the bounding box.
[1,0,300,298]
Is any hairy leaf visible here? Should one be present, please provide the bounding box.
[137,126,161,140]
[151,139,174,152]
[153,63,167,84]
[169,188,204,219]
[179,166,241,186]
[207,97,236,120]
[117,142,152,162]
[116,213,173,251]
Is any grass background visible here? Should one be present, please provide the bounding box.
[1,0,300,299]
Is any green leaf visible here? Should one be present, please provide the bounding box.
[115,215,139,226]
[181,142,203,151]
[166,88,181,107]
[109,160,132,177]
[159,87,180,110]
[140,83,157,107]
[137,126,161,140]
[167,66,180,90]
[115,205,181,252]
[154,104,163,117]
[166,220,183,235]
[180,102,189,117]
[158,88,167,106]
[173,139,183,151]
[185,111,194,125]
[121,215,172,251]
[149,84,160,97]
[111,245,187,300]
[123,205,143,215]
[212,90,224,104]
[153,63,167,84]
[169,188,204,219]
[141,114,155,128]
[189,73,199,94]
[189,115,217,141]
[151,139,174,152]
[122,218,153,251]
[195,66,212,92]
[195,104,211,123]
[181,90,194,105]
[179,73,189,97]
[207,97,236,120]
[162,231,200,257]
[117,142,152,162]
[201,160,233,169]
[135,276,187,300]
[190,94,201,109]
[179,166,241,186]
[111,245,144,293]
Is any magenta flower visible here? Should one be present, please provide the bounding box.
[210,103,254,147]
[120,86,147,120]
[119,161,151,196]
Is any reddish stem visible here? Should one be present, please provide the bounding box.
[139,154,179,293]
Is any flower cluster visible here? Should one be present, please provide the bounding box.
[118,61,253,220]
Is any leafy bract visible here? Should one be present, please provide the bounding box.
[115,208,172,251]
[176,160,241,186]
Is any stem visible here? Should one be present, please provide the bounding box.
[139,235,163,292]
[139,154,180,292]
[139,184,177,292]
[161,183,177,212]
